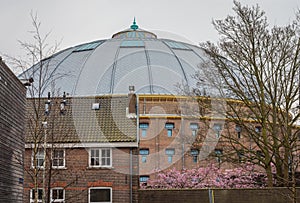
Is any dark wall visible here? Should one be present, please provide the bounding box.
[139,188,300,203]
[0,58,26,203]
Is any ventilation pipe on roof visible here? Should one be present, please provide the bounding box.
[60,92,67,115]
[129,85,135,94]
[45,92,51,115]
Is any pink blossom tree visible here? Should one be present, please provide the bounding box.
[142,163,268,189]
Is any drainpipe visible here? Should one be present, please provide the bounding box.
[181,117,185,169]
[42,121,47,203]
[208,188,215,203]
[130,148,133,203]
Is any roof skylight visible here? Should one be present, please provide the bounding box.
[164,41,191,50]
[74,41,104,52]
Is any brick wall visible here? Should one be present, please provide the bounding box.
[0,59,26,203]
[139,188,300,203]
[24,147,139,203]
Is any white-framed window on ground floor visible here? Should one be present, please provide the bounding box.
[51,188,65,203]
[89,187,112,203]
[89,148,112,168]
[30,188,43,203]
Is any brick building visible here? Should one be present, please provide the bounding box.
[23,95,139,203]
[0,57,26,202]
[19,20,282,202]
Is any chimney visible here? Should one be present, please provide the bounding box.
[128,86,137,116]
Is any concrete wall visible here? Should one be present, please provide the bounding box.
[139,188,300,203]
[0,58,26,203]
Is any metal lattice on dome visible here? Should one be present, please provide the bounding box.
[19,19,216,97]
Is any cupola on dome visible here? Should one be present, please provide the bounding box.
[20,19,212,97]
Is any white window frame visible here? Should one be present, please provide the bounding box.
[51,187,65,203]
[31,150,45,169]
[30,188,44,203]
[89,187,112,203]
[52,149,65,169]
[89,148,112,168]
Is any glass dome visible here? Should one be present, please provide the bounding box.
[20,20,212,97]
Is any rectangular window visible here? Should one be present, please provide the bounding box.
[164,40,191,50]
[90,148,112,168]
[190,123,199,137]
[213,123,222,138]
[51,188,65,203]
[32,150,44,168]
[235,125,242,138]
[165,123,174,137]
[89,187,112,203]
[52,149,65,168]
[238,150,245,163]
[139,123,149,137]
[74,41,104,52]
[139,176,149,183]
[215,149,223,163]
[140,149,149,163]
[190,149,199,163]
[255,126,262,133]
[30,188,43,203]
[165,148,175,163]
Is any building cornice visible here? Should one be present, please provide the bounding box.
[25,142,138,149]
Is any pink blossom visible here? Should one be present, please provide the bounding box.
[142,163,268,189]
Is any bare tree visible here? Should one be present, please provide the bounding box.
[6,12,86,203]
[196,1,300,201]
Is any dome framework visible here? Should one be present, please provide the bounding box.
[20,20,212,97]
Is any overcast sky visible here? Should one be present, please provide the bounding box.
[1,0,299,61]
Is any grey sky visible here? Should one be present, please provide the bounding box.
[1,0,299,60]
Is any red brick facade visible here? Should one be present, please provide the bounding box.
[24,147,139,203]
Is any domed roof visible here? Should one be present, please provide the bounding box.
[20,20,212,97]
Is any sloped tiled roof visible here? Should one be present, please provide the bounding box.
[25,95,137,144]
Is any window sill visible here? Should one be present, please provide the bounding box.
[52,167,67,170]
[87,166,113,170]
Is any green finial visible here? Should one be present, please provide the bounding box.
[130,17,139,30]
